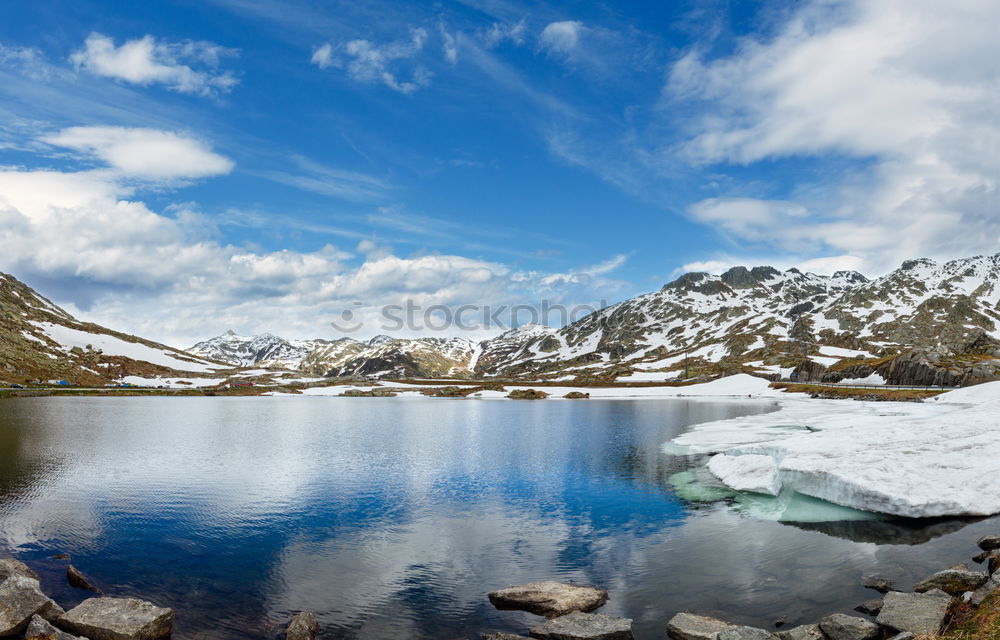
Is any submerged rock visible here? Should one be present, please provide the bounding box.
[853,598,883,615]
[718,626,777,640]
[67,565,101,593]
[57,597,174,640]
[0,576,56,635]
[26,614,84,640]
[285,611,319,640]
[775,624,823,640]
[489,581,608,617]
[483,634,533,640]
[563,392,590,399]
[876,590,952,635]
[529,611,633,640]
[978,535,1000,551]
[0,557,39,581]
[861,575,896,593]
[818,614,878,640]
[665,613,734,640]
[913,568,987,595]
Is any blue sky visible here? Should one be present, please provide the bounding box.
[1,0,998,344]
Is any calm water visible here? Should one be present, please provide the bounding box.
[0,396,995,640]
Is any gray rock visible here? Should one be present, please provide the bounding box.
[853,598,883,615]
[285,611,319,640]
[66,565,100,593]
[483,635,533,640]
[665,613,735,640]
[969,573,1000,607]
[529,611,633,640]
[489,582,609,618]
[913,568,988,595]
[775,624,823,640]
[876,590,952,635]
[818,614,879,640]
[39,600,67,623]
[978,535,1000,550]
[0,557,39,581]
[717,626,777,640]
[0,575,56,635]
[861,575,895,593]
[57,597,174,640]
[886,633,914,640]
[25,614,85,640]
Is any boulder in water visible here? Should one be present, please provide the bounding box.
[489,581,608,617]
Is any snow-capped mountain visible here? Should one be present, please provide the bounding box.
[188,331,327,369]
[0,272,229,385]
[185,254,1000,383]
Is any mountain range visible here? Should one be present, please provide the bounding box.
[5,253,1000,387]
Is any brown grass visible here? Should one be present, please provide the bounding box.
[938,592,1000,640]
[771,382,945,400]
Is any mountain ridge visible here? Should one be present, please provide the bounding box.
[184,253,1000,385]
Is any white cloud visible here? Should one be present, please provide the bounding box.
[688,198,808,242]
[540,21,584,55]
[483,21,527,48]
[310,43,336,69]
[43,126,233,180]
[311,29,431,94]
[70,33,238,96]
[0,128,624,345]
[667,0,1000,274]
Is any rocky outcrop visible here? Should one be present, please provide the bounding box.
[791,360,826,383]
[969,573,1000,607]
[506,389,549,400]
[57,597,174,640]
[26,614,84,640]
[775,624,823,640]
[665,613,734,640]
[285,611,319,640]
[878,347,1000,386]
[528,611,633,640]
[978,534,1000,550]
[489,582,608,617]
[0,558,39,581]
[718,627,776,640]
[876,590,952,635]
[817,614,879,640]
[913,568,987,595]
[0,576,56,635]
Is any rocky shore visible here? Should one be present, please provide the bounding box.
[480,534,1000,640]
[0,557,318,640]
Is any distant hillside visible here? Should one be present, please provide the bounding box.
[0,272,229,385]
[186,254,1000,386]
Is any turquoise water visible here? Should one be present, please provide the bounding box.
[0,396,992,639]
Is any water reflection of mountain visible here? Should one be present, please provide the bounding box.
[787,516,979,545]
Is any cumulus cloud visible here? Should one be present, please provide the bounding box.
[43,126,233,180]
[540,21,584,55]
[311,29,431,94]
[70,33,239,96]
[668,0,1000,273]
[0,127,625,345]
